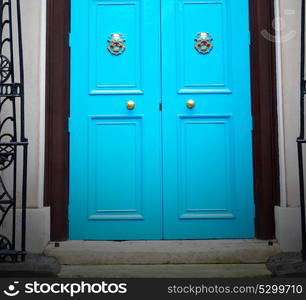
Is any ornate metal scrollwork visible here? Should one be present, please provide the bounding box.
[0,234,12,261]
[0,0,28,263]
[194,32,214,55]
[0,54,11,83]
[107,33,126,56]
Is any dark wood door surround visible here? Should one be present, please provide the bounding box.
[45,0,279,241]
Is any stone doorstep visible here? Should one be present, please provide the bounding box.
[44,239,280,265]
[59,264,272,278]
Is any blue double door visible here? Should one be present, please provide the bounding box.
[69,0,255,240]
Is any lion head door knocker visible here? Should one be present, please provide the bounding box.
[107,33,126,56]
[194,32,213,55]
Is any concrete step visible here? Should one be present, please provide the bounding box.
[44,240,280,265]
[59,264,272,278]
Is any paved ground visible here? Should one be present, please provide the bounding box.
[0,254,60,277]
[59,264,272,278]
[267,252,306,277]
[45,239,280,265]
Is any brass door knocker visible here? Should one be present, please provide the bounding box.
[194,32,213,55]
[107,33,126,56]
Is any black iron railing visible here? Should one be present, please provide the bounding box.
[297,0,306,261]
[0,0,28,263]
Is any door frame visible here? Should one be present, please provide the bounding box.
[45,0,279,241]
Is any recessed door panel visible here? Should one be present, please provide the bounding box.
[177,115,234,220]
[87,116,144,221]
[177,0,231,94]
[89,0,143,94]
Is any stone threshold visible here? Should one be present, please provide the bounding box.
[44,239,280,265]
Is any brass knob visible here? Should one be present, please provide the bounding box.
[186,99,195,109]
[126,100,136,110]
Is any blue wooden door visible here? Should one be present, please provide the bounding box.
[162,0,254,239]
[69,0,254,240]
[69,0,162,240]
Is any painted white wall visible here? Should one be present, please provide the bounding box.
[275,0,306,251]
[278,0,300,208]
[21,0,46,209]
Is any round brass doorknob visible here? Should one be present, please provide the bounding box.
[186,99,195,109]
[126,100,136,110]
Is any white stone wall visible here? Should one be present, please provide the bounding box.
[277,0,300,208]
[275,0,306,251]
[22,0,46,209]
